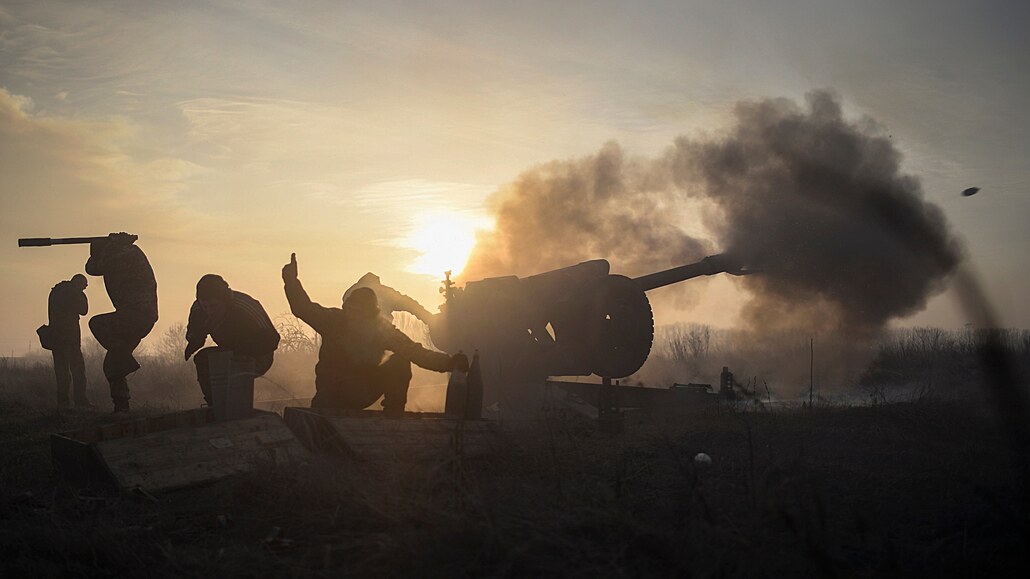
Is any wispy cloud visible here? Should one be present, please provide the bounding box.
[347,179,492,213]
[176,96,373,164]
[0,85,211,352]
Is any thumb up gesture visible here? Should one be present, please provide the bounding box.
[282,253,298,282]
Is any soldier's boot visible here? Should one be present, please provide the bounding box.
[109,374,131,413]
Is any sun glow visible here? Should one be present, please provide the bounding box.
[403,211,492,277]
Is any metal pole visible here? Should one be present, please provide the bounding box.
[809,337,814,408]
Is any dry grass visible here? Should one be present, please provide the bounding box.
[2,326,1029,576]
[0,388,1027,577]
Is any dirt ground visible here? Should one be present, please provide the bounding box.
[1,396,1028,578]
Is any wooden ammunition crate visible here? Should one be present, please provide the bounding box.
[51,409,308,493]
[282,407,503,461]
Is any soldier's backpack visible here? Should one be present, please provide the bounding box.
[36,325,53,351]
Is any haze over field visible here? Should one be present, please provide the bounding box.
[2,0,1028,355]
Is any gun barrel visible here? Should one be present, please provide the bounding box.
[633,254,747,292]
[18,236,113,248]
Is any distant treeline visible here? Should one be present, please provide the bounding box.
[4,320,1028,410]
[644,324,1030,402]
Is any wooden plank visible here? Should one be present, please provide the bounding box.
[52,411,308,493]
[283,407,503,461]
[95,414,307,492]
[51,409,216,487]
[50,434,116,487]
[60,408,213,444]
[254,397,313,413]
[97,414,290,460]
[282,406,353,457]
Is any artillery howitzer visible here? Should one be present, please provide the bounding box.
[427,254,753,406]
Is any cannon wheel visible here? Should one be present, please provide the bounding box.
[586,275,654,378]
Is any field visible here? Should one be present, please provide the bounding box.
[1,327,1028,577]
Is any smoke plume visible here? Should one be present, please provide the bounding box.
[464,91,962,334]
[462,141,709,280]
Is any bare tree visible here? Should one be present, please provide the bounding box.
[275,314,321,355]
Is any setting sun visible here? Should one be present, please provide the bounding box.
[403,211,492,278]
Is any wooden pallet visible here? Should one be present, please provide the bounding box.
[51,409,309,493]
[282,407,504,461]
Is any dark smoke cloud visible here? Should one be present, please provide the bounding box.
[465,90,962,334]
[462,141,709,280]
[668,91,962,333]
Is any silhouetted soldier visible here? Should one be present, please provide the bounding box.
[344,272,435,325]
[46,274,90,407]
[184,274,281,405]
[85,232,158,412]
[282,254,468,415]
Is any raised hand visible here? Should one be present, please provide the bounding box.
[282,252,298,282]
[107,232,138,246]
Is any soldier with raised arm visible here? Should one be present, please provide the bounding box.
[85,232,158,412]
[46,274,91,407]
[282,254,468,415]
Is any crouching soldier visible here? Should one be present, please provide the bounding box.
[282,254,467,415]
[184,274,280,406]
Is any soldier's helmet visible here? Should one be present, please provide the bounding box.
[196,274,232,303]
[343,286,380,319]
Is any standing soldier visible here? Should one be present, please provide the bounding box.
[85,232,158,412]
[184,274,281,406]
[47,274,91,407]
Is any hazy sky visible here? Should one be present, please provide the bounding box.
[1,0,1028,355]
